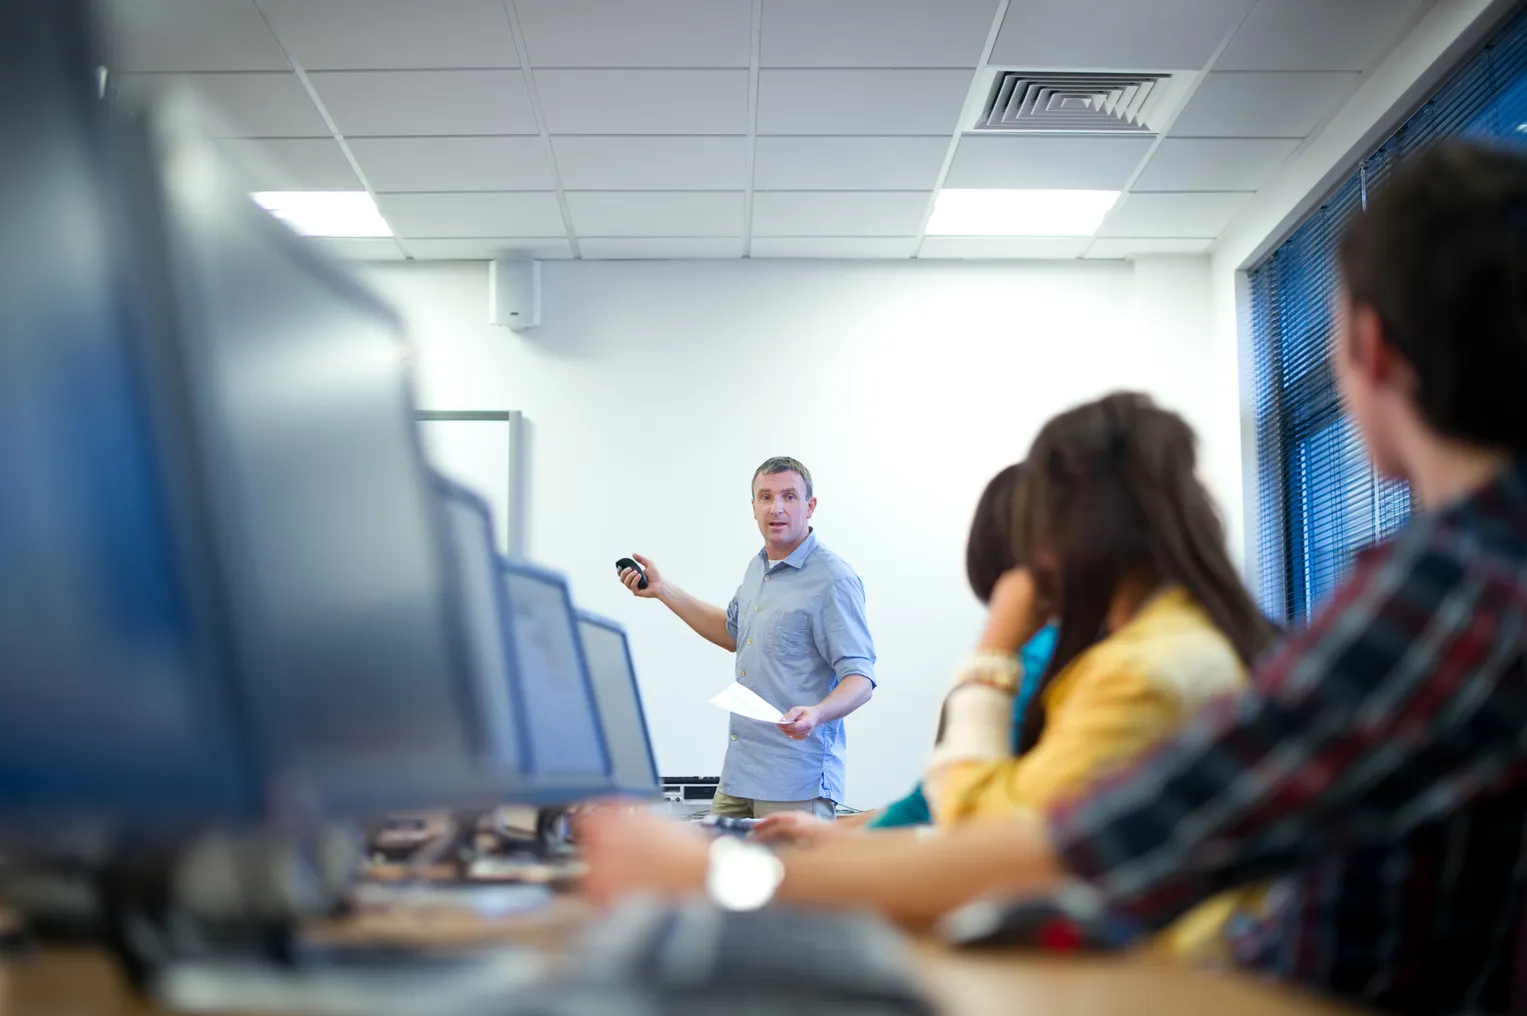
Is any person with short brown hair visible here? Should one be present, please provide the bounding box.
[618,457,875,820]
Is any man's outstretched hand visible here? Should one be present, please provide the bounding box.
[618,553,664,599]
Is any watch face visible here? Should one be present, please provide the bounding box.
[707,838,784,911]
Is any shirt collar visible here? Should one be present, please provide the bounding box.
[1405,454,1527,537]
[1460,454,1527,520]
[760,528,817,570]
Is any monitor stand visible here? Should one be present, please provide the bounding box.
[366,806,552,878]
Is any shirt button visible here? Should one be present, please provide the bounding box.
[764,575,770,581]
[738,670,744,678]
[730,734,738,741]
[747,638,753,645]
[755,606,761,613]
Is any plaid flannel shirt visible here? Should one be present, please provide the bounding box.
[1049,459,1527,1014]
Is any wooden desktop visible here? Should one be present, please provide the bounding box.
[0,889,1357,1016]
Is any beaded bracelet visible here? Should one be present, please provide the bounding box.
[951,650,1022,695]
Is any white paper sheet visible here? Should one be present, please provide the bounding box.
[708,682,786,723]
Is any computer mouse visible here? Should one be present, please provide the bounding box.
[936,882,1139,953]
[615,557,648,590]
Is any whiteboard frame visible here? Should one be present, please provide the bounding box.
[415,410,528,558]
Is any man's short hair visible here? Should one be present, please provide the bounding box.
[1339,141,1527,453]
[752,456,813,499]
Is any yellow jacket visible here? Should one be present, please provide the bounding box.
[926,587,1261,963]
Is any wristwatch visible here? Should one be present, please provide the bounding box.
[705,836,785,911]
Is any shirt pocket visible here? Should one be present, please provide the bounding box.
[768,607,814,660]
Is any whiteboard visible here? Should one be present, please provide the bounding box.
[416,415,519,556]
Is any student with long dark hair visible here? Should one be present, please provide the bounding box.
[927,392,1276,830]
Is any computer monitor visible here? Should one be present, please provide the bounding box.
[433,476,528,778]
[575,612,661,797]
[0,2,259,829]
[0,8,514,831]
[497,560,611,801]
[112,93,512,819]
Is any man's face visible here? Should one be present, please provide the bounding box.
[752,470,816,552]
[1334,293,1405,479]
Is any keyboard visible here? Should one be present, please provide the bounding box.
[503,899,935,1016]
[696,815,759,836]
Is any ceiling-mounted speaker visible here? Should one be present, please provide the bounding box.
[488,259,540,330]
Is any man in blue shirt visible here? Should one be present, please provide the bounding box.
[618,457,876,820]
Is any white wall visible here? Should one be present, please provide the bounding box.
[362,256,1229,809]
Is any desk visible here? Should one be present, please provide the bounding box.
[0,896,1355,1016]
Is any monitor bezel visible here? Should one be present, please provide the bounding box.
[431,473,534,780]
[497,557,615,805]
[575,609,661,798]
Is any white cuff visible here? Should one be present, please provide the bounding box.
[928,681,1013,771]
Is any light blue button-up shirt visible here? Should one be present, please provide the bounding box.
[720,530,876,803]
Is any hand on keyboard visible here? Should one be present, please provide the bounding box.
[579,807,710,907]
[752,811,850,847]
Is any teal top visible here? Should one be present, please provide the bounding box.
[866,625,1058,830]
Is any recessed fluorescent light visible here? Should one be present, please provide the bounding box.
[251,191,393,238]
[925,189,1121,237]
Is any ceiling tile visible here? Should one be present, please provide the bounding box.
[761,0,999,68]
[752,192,930,236]
[256,0,518,70]
[552,137,748,190]
[401,238,575,260]
[944,135,1153,190]
[536,70,749,134]
[376,192,567,238]
[753,137,949,190]
[756,70,972,135]
[565,193,745,237]
[1169,72,1358,138]
[120,73,330,137]
[515,0,751,67]
[1084,237,1215,258]
[579,238,745,259]
[1216,0,1429,72]
[1132,138,1300,191]
[309,71,537,136]
[214,138,360,190]
[103,0,289,72]
[349,137,552,192]
[309,237,408,261]
[989,0,1256,69]
[1097,192,1251,237]
[918,237,1090,259]
[750,237,919,258]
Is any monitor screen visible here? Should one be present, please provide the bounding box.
[0,5,256,826]
[436,479,525,775]
[576,613,659,795]
[499,562,609,783]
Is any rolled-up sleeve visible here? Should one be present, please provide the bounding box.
[816,575,876,686]
[726,591,740,644]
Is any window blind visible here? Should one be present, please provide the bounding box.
[1250,3,1527,625]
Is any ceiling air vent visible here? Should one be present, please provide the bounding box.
[976,72,1166,134]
